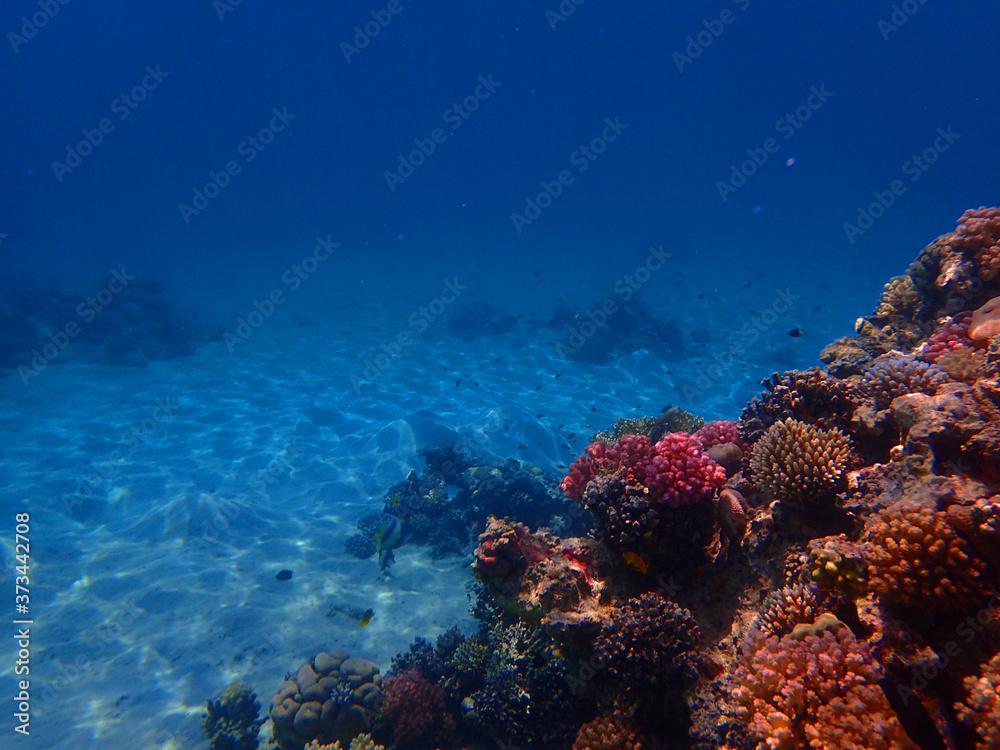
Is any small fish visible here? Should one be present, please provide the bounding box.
[787,328,803,338]
[275,569,293,581]
[375,514,403,570]
[622,551,648,574]
[358,608,375,628]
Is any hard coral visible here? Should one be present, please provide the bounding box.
[381,669,455,750]
[202,682,263,750]
[862,499,989,612]
[958,653,1000,750]
[861,354,951,409]
[593,592,700,686]
[561,432,725,508]
[733,618,918,750]
[572,713,645,750]
[969,295,1000,345]
[917,312,974,362]
[747,418,853,505]
[693,419,746,450]
[269,649,384,750]
[955,205,1000,279]
[739,367,857,445]
[752,583,823,639]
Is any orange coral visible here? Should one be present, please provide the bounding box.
[958,653,1000,750]
[733,618,917,750]
[862,500,989,612]
[571,714,644,750]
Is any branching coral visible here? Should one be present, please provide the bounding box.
[747,418,853,505]
[202,682,263,750]
[752,583,824,638]
[381,669,455,750]
[958,653,1000,750]
[862,499,989,612]
[571,713,644,750]
[733,618,918,750]
[861,354,951,408]
[739,367,857,445]
[593,592,700,686]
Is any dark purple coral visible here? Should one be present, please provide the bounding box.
[593,593,700,686]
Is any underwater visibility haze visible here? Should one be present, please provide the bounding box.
[2,1,1000,749]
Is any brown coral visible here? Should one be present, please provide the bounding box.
[747,418,853,504]
[739,368,858,445]
[862,499,989,612]
[733,618,918,750]
[571,713,644,750]
[935,346,987,383]
[958,653,1000,750]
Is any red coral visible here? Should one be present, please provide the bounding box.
[561,432,725,507]
[382,670,454,750]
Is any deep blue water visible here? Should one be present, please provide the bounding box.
[4,1,997,300]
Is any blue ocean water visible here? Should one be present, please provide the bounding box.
[1,1,998,748]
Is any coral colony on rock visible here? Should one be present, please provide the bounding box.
[204,208,1000,749]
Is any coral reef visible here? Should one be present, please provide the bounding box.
[202,682,263,750]
[269,649,384,750]
[958,653,1000,750]
[472,517,614,636]
[571,714,644,750]
[237,207,1000,750]
[738,367,857,444]
[593,592,700,686]
[860,354,951,409]
[862,498,991,612]
[733,617,918,750]
[746,418,853,505]
[381,669,455,750]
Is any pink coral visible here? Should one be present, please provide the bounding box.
[561,432,725,507]
[693,419,747,450]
